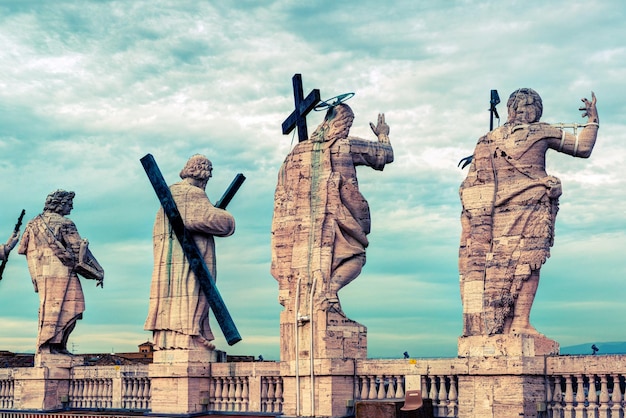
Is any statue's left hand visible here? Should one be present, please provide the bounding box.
[369,113,390,141]
[579,91,599,124]
[96,279,104,288]
[5,231,19,252]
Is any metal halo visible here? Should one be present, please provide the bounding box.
[314,92,355,111]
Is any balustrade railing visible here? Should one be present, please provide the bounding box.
[0,376,13,410]
[355,358,461,418]
[3,354,626,417]
[545,355,626,417]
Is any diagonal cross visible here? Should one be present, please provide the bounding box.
[281,73,321,142]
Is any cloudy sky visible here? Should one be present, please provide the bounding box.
[1,0,625,360]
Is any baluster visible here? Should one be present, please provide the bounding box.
[437,376,448,417]
[147,378,152,411]
[267,376,276,412]
[98,378,105,408]
[275,377,283,413]
[610,374,623,418]
[234,377,243,411]
[0,380,6,408]
[368,376,377,400]
[135,377,144,409]
[563,375,574,417]
[241,377,249,412]
[429,376,438,410]
[107,378,114,409]
[260,377,268,412]
[552,376,564,417]
[228,376,236,411]
[67,380,75,408]
[377,375,386,399]
[134,378,141,409]
[574,374,585,417]
[122,378,129,409]
[359,376,368,400]
[448,375,458,418]
[588,374,599,418]
[214,377,223,411]
[386,376,396,399]
[88,379,96,408]
[421,375,429,401]
[599,374,610,418]
[395,375,404,399]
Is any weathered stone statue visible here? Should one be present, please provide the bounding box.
[144,154,235,351]
[271,103,393,314]
[459,89,599,336]
[18,190,104,354]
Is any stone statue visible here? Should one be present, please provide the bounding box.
[18,190,104,354]
[144,154,235,351]
[271,103,394,314]
[459,89,599,336]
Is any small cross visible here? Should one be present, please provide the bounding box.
[282,74,321,142]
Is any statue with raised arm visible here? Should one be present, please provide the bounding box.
[144,154,235,351]
[18,190,104,354]
[271,103,394,316]
[459,88,599,336]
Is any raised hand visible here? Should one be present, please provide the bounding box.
[579,91,599,124]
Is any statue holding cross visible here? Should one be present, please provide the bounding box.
[272,91,394,317]
[144,154,237,351]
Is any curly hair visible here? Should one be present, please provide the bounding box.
[43,189,75,214]
[179,154,212,180]
[507,88,543,123]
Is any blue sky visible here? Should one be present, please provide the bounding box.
[1,0,625,360]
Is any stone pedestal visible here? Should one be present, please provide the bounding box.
[457,334,557,418]
[458,333,559,357]
[13,354,83,410]
[279,307,367,417]
[148,348,219,415]
[280,358,357,418]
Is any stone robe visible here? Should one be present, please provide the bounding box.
[271,134,393,310]
[18,213,85,351]
[144,180,235,350]
[459,122,581,335]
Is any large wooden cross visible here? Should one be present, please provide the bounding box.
[141,153,243,346]
[281,73,321,142]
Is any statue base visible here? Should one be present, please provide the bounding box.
[149,348,224,415]
[458,333,559,357]
[12,354,83,410]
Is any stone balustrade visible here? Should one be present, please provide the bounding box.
[207,361,282,414]
[3,355,626,417]
[546,355,626,418]
[69,365,150,411]
[0,373,13,410]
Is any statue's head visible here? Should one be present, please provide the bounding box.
[44,189,75,215]
[311,103,355,142]
[507,88,543,124]
[180,154,213,182]
[325,103,355,140]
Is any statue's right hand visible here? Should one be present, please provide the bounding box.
[579,91,598,124]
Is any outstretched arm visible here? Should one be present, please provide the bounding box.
[550,92,599,158]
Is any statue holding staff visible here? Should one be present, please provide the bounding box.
[19,190,103,354]
[459,89,599,336]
